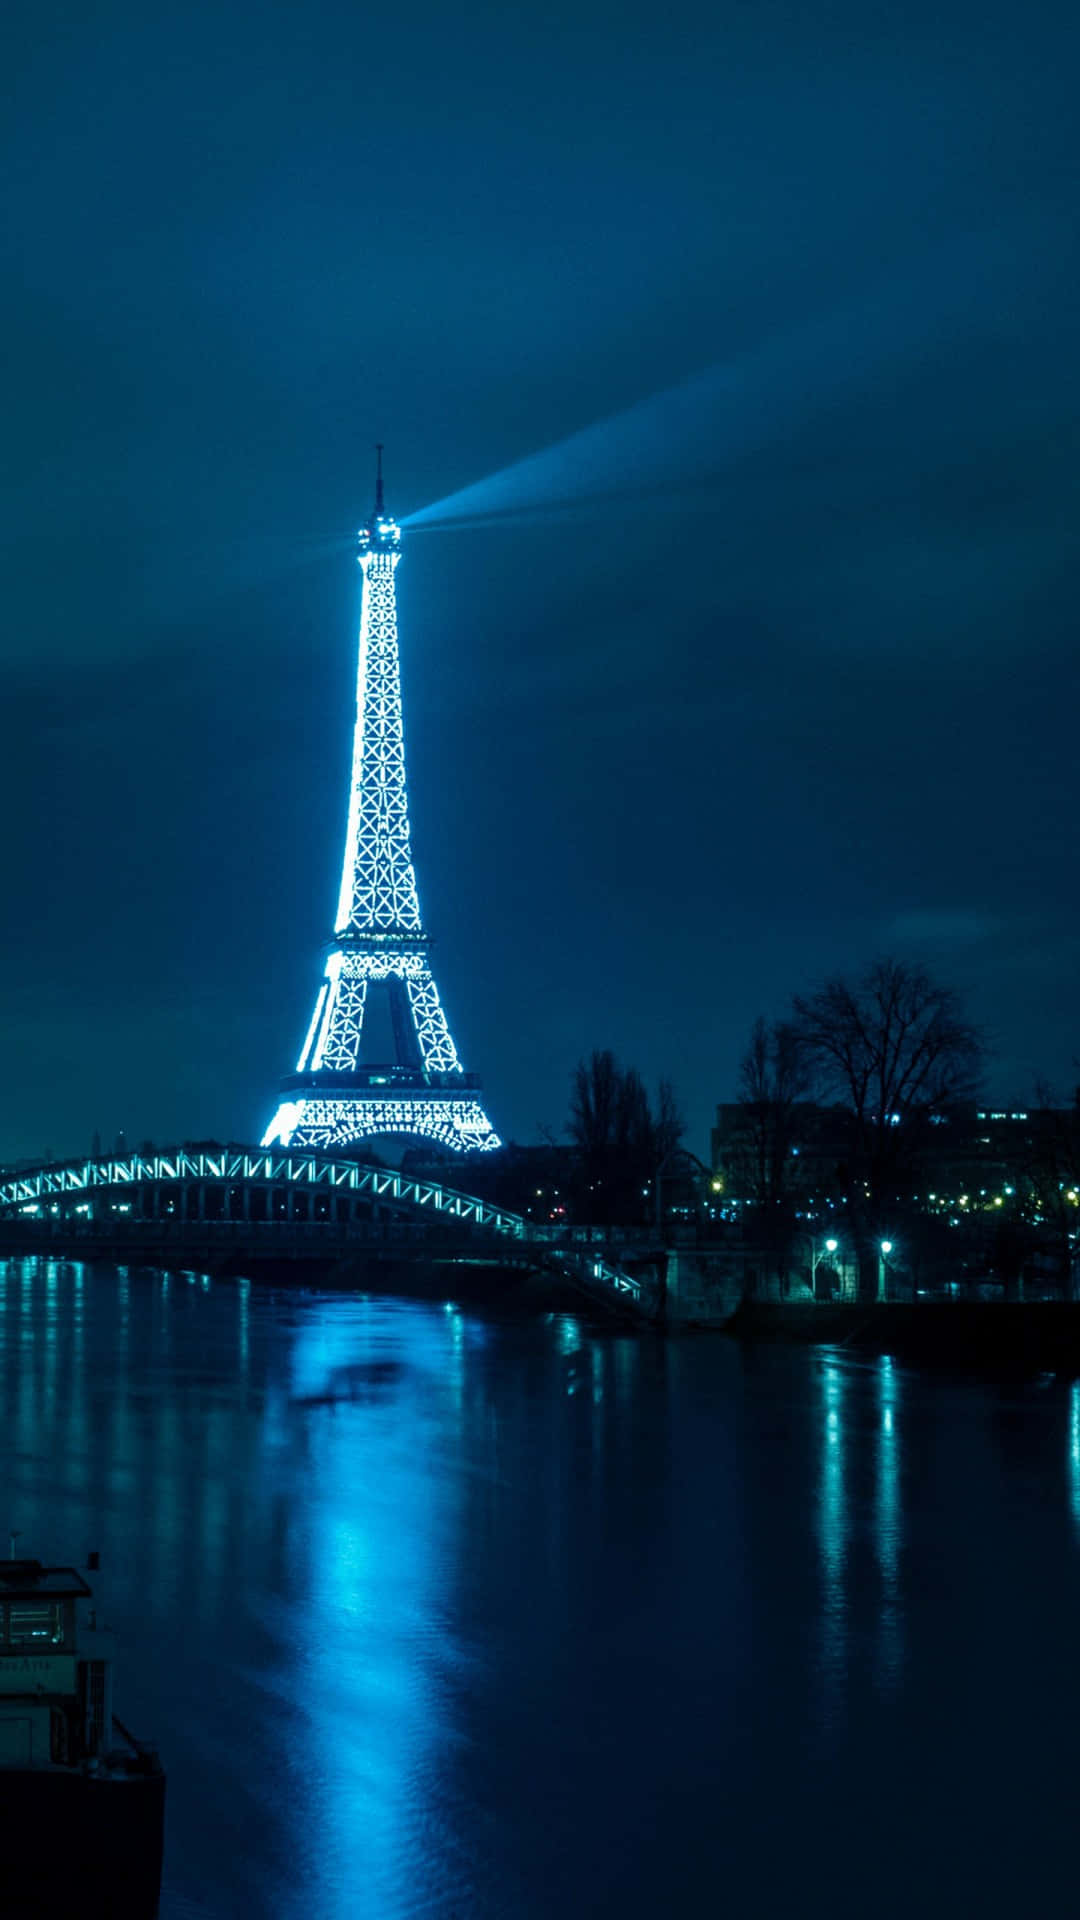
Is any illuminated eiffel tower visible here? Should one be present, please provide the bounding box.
[262,452,500,1154]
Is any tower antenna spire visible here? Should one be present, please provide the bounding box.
[375,442,384,515]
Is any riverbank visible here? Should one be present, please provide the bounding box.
[727,1299,1080,1376]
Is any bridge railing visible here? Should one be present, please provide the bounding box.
[0,1153,653,1310]
[0,1150,526,1240]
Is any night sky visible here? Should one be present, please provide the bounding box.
[2,0,1077,1164]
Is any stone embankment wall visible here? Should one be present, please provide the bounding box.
[727,1300,1080,1375]
[662,1248,749,1325]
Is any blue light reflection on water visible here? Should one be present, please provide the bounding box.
[1060,1382,1068,1528]
[4,1261,1080,1915]
[817,1355,848,1713]
[876,1354,902,1691]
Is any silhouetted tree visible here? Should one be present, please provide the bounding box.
[732,1017,811,1296]
[793,958,983,1299]
[570,1050,621,1163]
[568,1050,684,1223]
[654,1079,685,1167]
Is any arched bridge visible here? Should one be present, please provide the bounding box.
[0,1149,650,1315]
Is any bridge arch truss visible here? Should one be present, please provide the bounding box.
[0,1152,644,1309]
[0,1151,525,1237]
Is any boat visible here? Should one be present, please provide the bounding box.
[0,1549,165,1918]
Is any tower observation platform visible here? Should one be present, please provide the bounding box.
[262,451,500,1154]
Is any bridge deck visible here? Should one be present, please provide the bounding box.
[0,1151,649,1313]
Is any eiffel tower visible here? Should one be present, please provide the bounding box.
[262,452,501,1154]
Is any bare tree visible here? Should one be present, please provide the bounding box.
[615,1065,652,1161]
[570,1049,623,1165]
[733,1017,811,1296]
[654,1078,685,1166]
[568,1050,685,1223]
[793,959,983,1299]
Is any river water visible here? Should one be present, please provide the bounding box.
[2,1255,1078,1918]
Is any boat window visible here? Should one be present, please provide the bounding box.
[6,1603,65,1646]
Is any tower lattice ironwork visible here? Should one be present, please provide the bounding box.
[262,453,500,1154]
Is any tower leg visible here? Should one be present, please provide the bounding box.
[406,968,461,1074]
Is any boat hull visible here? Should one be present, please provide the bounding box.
[0,1764,165,1918]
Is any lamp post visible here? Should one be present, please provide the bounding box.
[878,1239,893,1303]
[811,1236,840,1299]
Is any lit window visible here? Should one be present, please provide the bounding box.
[6,1603,65,1647]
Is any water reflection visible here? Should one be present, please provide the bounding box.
[1069,1382,1080,1533]
[816,1352,905,1710]
[875,1356,902,1690]
[817,1357,848,1708]
[6,1261,1080,1918]
[555,1311,582,1357]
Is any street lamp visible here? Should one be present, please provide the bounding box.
[811,1236,841,1299]
[878,1239,893,1302]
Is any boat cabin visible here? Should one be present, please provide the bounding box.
[0,1559,114,1768]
